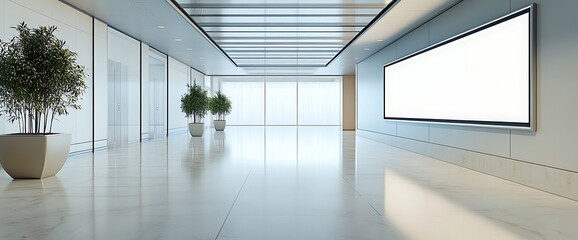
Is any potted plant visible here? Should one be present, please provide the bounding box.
[208,91,232,131]
[180,83,208,137]
[0,22,87,179]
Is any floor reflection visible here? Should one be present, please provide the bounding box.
[0,126,577,240]
[384,171,525,240]
[351,137,578,240]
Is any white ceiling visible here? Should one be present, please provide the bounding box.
[60,0,462,76]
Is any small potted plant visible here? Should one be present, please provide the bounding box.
[208,91,232,131]
[0,22,87,179]
[180,83,208,137]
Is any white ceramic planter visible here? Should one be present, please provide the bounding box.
[0,133,71,179]
[188,123,205,137]
[214,120,226,131]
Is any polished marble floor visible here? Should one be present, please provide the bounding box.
[1,126,577,240]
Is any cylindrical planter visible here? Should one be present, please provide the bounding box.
[0,133,71,179]
[188,123,205,137]
[214,120,226,131]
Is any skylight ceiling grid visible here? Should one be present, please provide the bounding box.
[174,0,388,68]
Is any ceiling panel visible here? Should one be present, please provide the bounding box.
[174,0,390,70]
[60,0,462,75]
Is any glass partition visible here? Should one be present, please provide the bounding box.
[222,77,266,125]
[142,48,167,140]
[298,76,342,125]
[266,77,297,125]
[168,58,190,134]
[107,28,141,146]
[216,76,341,126]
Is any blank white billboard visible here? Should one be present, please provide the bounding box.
[384,5,535,130]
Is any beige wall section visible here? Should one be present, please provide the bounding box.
[357,0,578,201]
[342,75,356,130]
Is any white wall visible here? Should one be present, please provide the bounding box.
[94,19,108,149]
[191,68,205,87]
[168,57,190,134]
[0,0,206,152]
[1,0,93,152]
[357,0,578,200]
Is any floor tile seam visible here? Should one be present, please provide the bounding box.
[214,160,256,240]
[340,174,383,217]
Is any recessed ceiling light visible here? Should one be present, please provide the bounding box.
[157,25,166,29]
[376,39,383,42]
[175,38,182,42]
[187,48,193,51]
[364,48,371,51]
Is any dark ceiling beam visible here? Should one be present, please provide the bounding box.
[228,53,335,56]
[212,36,351,40]
[229,56,334,59]
[219,42,345,46]
[225,49,339,53]
[219,42,345,48]
[237,64,326,68]
[198,23,367,28]
[205,30,360,33]
[326,0,400,66]
[178,3,386,9]
[227,56,341,59]
[229,53,333,55]
[190,14,377,17]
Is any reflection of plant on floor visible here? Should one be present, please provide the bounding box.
[180,83,208,123]
[209,91,232,121]
[0,22,87,134]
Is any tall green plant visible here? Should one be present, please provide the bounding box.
[180,83,208,123]
[209,91,232,121]
[0,22,87,134]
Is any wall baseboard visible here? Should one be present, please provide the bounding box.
[357,129,578,202]
[168,127,187,135]
[70,141,92,153]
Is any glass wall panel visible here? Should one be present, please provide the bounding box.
[168,58,189,134]
[298,76,342,125]
[221,77,265,125]
[218,76,341,126]
[142,47,167,140]
[107,28,141,146]
[266,77,297,125]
